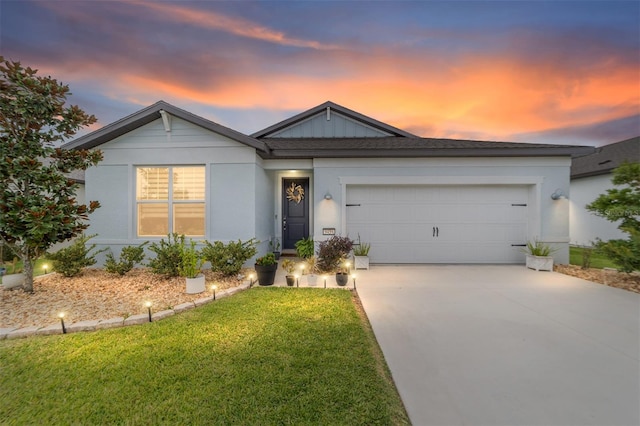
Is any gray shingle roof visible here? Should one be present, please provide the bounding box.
[571,136,640,179]
[264,137,594,158]
[63,101,267,153]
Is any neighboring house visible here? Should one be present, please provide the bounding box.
[570,136,640,246]
[63,101,593,265]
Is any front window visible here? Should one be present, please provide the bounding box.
[136,166,205,237]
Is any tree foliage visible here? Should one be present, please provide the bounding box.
[0,57,103,292]
[587,162,640,272]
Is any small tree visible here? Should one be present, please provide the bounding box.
[0,57,103,292]
[587,162,640,272]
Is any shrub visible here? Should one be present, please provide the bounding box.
[281,258,296,274]
[180,240,203,278]
[201,238,258,276]
[295,237,315,259]
[47,234,107,277]
[317,236,353,273]
[353,234,371,256]
[104,242,148,276]
[523,240,556,257]
[255,252,277,266]
[147,233,186,278]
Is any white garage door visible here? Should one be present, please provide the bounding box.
[346,185,529,263]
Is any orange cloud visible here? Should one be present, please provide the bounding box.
[127,0,340,50]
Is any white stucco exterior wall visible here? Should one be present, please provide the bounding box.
[570,174,625,245]
[311,157,571,264]
[84,117,260,263]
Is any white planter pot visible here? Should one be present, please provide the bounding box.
[354,256,370,270]
[307,274,318,286]
[186,274,205,294]
[526,255,554,272]
[2,273,24,290]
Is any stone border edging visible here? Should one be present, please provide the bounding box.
[0,281,251,340]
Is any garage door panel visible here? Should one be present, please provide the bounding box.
[346,185,529,264]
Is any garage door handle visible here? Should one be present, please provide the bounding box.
[433,227,436,237]
[436,227,439,237]
[511,244,526,247]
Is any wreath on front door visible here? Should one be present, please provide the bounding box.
[286,182,304,204]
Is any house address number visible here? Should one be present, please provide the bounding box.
[322,228,336,235]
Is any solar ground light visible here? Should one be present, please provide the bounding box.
[58,312,66,334]
[145,301,152,322]
[211,284,217,300]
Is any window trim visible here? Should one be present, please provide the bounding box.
[135,165,206,238]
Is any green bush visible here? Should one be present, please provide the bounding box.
[179,240,203,278]
[255,252,276,266]
[147,233,186,278]
[294,237,315,259]
[47,234,107,277]
[201,238,257,276]
[104,243,147,276]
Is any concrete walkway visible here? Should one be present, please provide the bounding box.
[356,265,640,426]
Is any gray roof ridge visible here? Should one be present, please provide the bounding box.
[250,101,418,138]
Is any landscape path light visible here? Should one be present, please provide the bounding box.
[58,312,66,334]
[323,275,327,288]
[352,273,357,290]
[249,273,256,288]
[295,274,300,288]
[145,301,152,322]
[43,264,49,275]
[211,284,217,300]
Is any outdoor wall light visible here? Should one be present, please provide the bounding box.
[145,301,152,322]
[58,312,66,334]
[324,192,332,200]
[211,284,217,301]
[551,189,568,200]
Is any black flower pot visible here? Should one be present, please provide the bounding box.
[285,275,295,287]
[255,263,278,286]
[335,272,349,286]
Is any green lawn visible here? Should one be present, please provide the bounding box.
[0,288,409,425]
[569,246,619,269]
[1,258,49,276]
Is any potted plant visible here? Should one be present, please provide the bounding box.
[270,238,281,260]
[1,257,24,290]
[306,255,319,286]
[317,236,353,286]
[255,252,278,286]
[294,237,314,259]
[180,240,205,294]
[353,234,371,270]
[281,258,296,286]
[523,240,556,271]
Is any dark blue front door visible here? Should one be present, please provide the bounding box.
[282,178,309,250]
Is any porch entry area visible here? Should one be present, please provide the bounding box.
[282,178,309,250]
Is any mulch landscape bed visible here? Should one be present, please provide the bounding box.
[554,264,640,294]
[1,268,247,329]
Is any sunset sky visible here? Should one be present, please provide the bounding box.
[1,0,638,146]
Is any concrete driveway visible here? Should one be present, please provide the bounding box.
[356,265,640,426]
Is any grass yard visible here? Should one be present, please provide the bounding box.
[0,288,409,425]
[569,246,619,269]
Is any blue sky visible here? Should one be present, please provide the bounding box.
[1,0,638,146]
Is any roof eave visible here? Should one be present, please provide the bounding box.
[63,101,268,154]
[264,146,595,159]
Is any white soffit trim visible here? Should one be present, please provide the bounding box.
[338,176,544,185]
